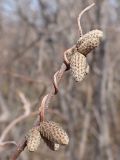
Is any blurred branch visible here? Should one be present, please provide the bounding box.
[0,70,43,84]
[0,91,31,144]
[79,111,91,159]
[13,35,43,63]
[0,141,17,148]
[0,92,10,122]
[17,6,40,35]
[79,85,92,159]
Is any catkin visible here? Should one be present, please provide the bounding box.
[76,30,103,56]
[70,52,89,82]
[39,121,69,145]
[26,128,41,152]
[42,136,60,151]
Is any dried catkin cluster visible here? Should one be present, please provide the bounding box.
[66,29,103,82]
[26,9,103,154]
[26,29,103,151]
[26,121,69,152]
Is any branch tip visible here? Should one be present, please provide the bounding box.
[78,3,95,36]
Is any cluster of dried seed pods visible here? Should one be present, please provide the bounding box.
[26,30,103,153]
[26,121,69,152]
[26,4,103,154]
[65,29,103,82]
[26,21,103,155]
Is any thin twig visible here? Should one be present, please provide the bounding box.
[0,92,10,122]
[77,3,95,36]
[0,70,42,84]
[0,91,31,143]
[10,139,27,160]
[0,141,17,148]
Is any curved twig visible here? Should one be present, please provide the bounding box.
[77,3,95,36]
[10,62,67,160]
[0,91,31,143]
[10,4,96,159]
[0,141,17,148]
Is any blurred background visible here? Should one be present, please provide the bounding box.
[0,0,120,160]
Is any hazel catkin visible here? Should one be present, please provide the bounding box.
[42,136,60,151]
[70,52,89,82]
[76,29,103,56]
[39,121,69,145]
[26,128,41,152]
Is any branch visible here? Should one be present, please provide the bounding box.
[0,92,10,122]
[0,70,43,84]
[0,91,31,143]
[10,62,67,160]
[77,3,95,36]
[0,141,17,148]
[10,3,98,160]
